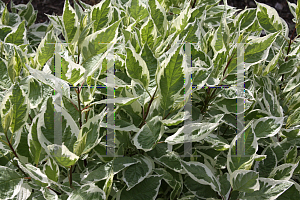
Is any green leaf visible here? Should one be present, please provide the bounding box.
[16,126,31,163]
[133,116,164,151]
[157,44,184,112]
[217,173,231,199]
[278,58,298,74]
[140,18,157,49]
[184,176,219,199]
[82,156,139,183]
[0,166,23,199]
[129,0,148,22]
[28,78,43,109]
[285,145,298,163]
[295,0,300,23]
[74,109,106,156]
[37,96,79,152]
[252,117,284,138]
[153,168,178,189]
[119,175,162,200]
[256,2,283,33]
[47,144,79,168]
[255,146,278,178]
[18,1,35,27]
[154,151,184,173]
[181,160,220,193]
[283,73,300,93]
[149,0,168,38]
[8,84,28,133]
[141,42,158,86]
[262,50,280,76]
[262,88,282,117]
[235,8,257,31]
[34,30,56,70]
[204,134,230,151]
[268,162,299,180]
[125,41,150,89]
[14,183,32,200]
[230,169,259,193]
[4,20,26,45]
[227,121,257,174]
[287,107,300,128]
[244,31,280,69]
[161,111,190,126]
[211,11,229,53]
[67,183,106,200]
[170,6,190,34]
[27,65,70,97]
[122,155,153,191]
[0,25,12,41]
[17,160,49,187]
[80,19,121,60]
[42,186,58,200]
[277,181,300,200]
[61,55,86,86]
[91,0,111,32]
[165,114,223,145]
[240,178,293,200]
[43,157,59,182]
[62,0,79,43]
[191,49,213,87]
[28,116,42,165]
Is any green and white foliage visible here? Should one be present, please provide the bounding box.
[0,0,300,199]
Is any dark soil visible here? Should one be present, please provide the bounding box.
[4,0,299,39]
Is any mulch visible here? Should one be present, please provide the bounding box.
[4,0,299,38]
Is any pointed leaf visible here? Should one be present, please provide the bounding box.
[230,170,259,193]
[125,41,150,89]
[47,144,79,168]
[119,175,162,200]
[133,116,164,151]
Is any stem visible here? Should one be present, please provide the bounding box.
[5,133,19,160]
[78,80,85,94]
[163,111,172,120]
[69,165,73,188]
[28,114,33,123]
[82,104,92,112]
[47,186,62,195]
[68,98,80,112]
[142,105,145,119]
[227,187,233,200]
[201,49,236,113]
[281,25,297,89]
[0,42,3,59]
[76,87,82,128]
[4,133,27,176]
[191,0,197,9]
[285,26,296,62]
[70,86,83,188]
[138,87,158,128]
[0,150,27,176]
[77,48,80,64]
[85,110,89,123]
[223,125,230,135]
[0,138,9,147]
[223,50,236,77]
[6,0,11,6]
[145,89,151,98]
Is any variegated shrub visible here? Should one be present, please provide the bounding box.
[0,0,300,199]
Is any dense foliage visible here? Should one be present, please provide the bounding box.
[0,0,300,199]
